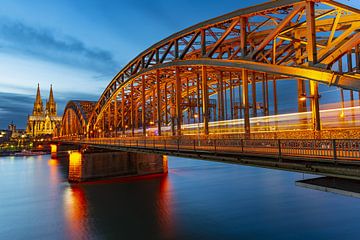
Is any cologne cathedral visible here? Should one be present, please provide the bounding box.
[26,84,62,137]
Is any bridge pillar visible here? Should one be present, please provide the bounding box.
[310,80,321,131]
[251,71,257,117]
[50,144,58,158]
[242,69,250,139]
[202,66,209,135]
[175,67,182,136]
[156,70,162,136]
[68,150,167,182]
[306,0,321,132]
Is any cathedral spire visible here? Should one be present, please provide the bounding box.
[46,84,57,116]
[49,84,54,104]
[33,83,43,116]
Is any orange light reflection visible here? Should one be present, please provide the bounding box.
[48,158,60,186]
[63,186,88,239]
[157,174,175,239]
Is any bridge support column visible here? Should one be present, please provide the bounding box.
[121,88,125,135]
[218,71,224,121]
[297,80,307,112]
[295,30,307,113]
[50,144,57,158]
[202,66,209,135]
[68,150,168,182]
[242,69,250,139]
[114,94,118,137]
[251,72,257,117]
[196,73,201,123]
[156,70,162,136]
[273,77,278,115]
[175,67,182,136]
[142,75,147,136]
[238,73,243,119]
[130,82,135,136]
[310,80,321,131]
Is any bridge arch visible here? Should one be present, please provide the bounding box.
[60,100,96,137]
[62,0,360,138]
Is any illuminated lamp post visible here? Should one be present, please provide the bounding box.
[149,121,154,136]
[194,113,200,146]
[299,93,321,131]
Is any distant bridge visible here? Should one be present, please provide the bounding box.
[55,0,360,181]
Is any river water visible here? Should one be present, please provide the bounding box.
[1,155,360,240]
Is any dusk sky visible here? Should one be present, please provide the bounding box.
[0,0,358,128]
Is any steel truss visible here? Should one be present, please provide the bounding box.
[61,0,360,138]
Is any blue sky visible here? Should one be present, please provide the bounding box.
[0,0,358,128]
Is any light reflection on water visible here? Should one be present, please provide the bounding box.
[0,154,360,239]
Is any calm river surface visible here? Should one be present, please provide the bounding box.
[1,155,360,240]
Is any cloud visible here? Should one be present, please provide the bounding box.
[0,92,34,129]
[0,17,119,75]
[0,91,99,129]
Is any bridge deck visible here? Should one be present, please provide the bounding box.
[59,138,360,180]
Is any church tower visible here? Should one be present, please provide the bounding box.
[27,83,62,137]
[32,83,43,116]
[46,84,57,116]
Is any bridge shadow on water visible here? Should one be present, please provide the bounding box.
[63,173,174,239]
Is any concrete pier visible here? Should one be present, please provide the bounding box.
[68,150,167,182]
[50,144,58,159]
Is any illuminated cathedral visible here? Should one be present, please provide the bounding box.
[26,84,62,137]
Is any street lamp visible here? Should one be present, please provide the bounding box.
[299,93,321,131]
[299,93,320,101]
[194,113,200,146]
[299,94,307,102]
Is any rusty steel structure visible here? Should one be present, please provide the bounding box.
[59,0,360,139]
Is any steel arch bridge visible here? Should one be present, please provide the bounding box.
[60,0,360,139]
[59,100,96,137]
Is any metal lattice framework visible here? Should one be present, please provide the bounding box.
[60,0,360,139]
[60,100,96,136]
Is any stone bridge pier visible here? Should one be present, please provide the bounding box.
[52,143,168,182]
[68,150,168,182]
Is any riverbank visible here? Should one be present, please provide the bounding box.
[0,149,50,157]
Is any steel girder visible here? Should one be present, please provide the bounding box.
[67,0,360,135]
[60,100,96,136]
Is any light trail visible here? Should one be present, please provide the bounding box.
[141,105,360,136]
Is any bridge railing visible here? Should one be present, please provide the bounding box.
[61,137,360,162]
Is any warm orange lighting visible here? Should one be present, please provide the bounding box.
[48,158,59,166]
[69,151,83,181]
[69,151,82,164]
[163,155,168,174]
[48,158,60,186]
[158,174,174,238]
[50,144,58,158]
[50,144,57,153]
[64,186,87,239]
[340,111,345,118]
[149,121,154,125]
[299,96,307,101]
[194,113,199,119]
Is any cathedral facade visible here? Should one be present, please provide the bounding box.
[26,84,62,137]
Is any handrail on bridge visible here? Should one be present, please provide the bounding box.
[56,137,360,162]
